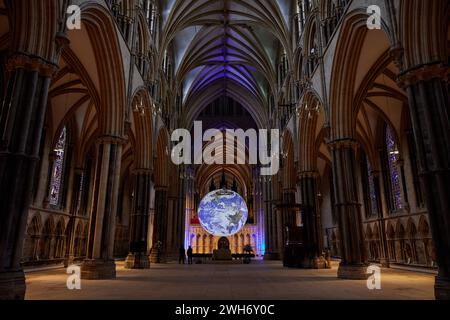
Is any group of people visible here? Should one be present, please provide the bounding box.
[179,246,194,264]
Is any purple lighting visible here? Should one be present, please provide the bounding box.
[386,126,403,211]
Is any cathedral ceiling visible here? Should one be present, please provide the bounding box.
[161,0,293,119]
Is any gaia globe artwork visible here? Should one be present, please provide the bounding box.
[198,189,248,237]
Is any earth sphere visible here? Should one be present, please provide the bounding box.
[198,189,248,237]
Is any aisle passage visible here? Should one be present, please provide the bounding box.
[25,261,434,300]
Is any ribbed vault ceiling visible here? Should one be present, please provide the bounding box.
[161,0,293,123]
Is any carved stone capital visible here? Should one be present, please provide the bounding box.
[55,31,71,52]
[327,138,359,151]
[398,63,449,88]
[282,187,297,194]
[6,53,58,77]
[155,185,168,192]
[96,135,128,146]
[132,168,153,176]
[389,45,404,71]
[297,171,319,180]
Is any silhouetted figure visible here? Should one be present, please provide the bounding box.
[220,169,227,189]
[209,178,216,192]
[231,177,238,192]
[187,246,193,265]
[179,247,186,264]
[324,249,332,269]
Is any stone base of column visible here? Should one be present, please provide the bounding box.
[435,276,450,300]
[124,252,150,269]
[63,255,75,268]
[161,250,179,263]
[0,270,26,300]
[150,248,167,263]
[337,263,369,280]
[379,258,390,268]
[81,259,116,279]
[263,252,280,260]
[309,256,329,269]
[286,256,329,269]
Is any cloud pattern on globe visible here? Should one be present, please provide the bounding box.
[198,189,248,237]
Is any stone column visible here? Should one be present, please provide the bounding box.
[275,206,284,259]
[64,168,83,267]
[184,168,194,249]
[125,169,152,269]
[263,179,272,258]
[256,175,265,256]
[0,55,56,299]
[178,170,187,251]
[264,178,279,260]
[165,194,179,260]
[372,171,390,268]
[81,136,124,279]
[299,171,327,268]
[329,139,368,279]
[147,182,156,253]
[399,65,450,299]
[282,189,297,228]
[279,188,297,261]
[150,186,168,263]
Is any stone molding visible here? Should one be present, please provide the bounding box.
[6,53,58,77]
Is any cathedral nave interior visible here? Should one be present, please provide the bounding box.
[0,0,448,300]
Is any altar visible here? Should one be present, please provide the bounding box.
[212,237,233,260]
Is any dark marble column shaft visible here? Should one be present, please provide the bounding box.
[263,179,279,260]
[280,189,296,253]
[125,170,152,269]
[372,171,390,267]
[63,169,83,267]
[400,67,450,299]
[0,56,55,299]
[330,140,368,279]
[81,137,123,279]
[299,172,326,268]
[151,187,168,263]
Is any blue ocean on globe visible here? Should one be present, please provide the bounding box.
[198,189,248,237]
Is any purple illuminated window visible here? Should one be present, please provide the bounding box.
[49,127,67,207]
[386,126,402,211]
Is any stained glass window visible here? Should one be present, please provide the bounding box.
[76,173,84,213]
[49,127,67,207]
[386,126,403,211]
[366,159,379,216]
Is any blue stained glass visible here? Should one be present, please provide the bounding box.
[366,160,379,215]
[49,127,67,207]
[386,126,403,210]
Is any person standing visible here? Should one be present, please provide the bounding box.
[179,247,186,264]
[187,246,193,265]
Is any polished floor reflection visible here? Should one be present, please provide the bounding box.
[25,261,434,300]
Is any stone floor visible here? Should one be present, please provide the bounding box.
[24,260,435,300]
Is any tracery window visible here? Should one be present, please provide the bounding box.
[296,1,306,36]
[49,127,67,208]
[385,125,403,211]
[361,152,378,218]
[143,0,151,21]
[148,1,159,40]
